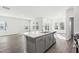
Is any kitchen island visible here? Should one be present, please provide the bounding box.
[24,31,56,53]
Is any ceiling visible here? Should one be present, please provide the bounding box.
[0,6,70,19]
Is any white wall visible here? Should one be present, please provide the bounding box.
[74,7,79,34]
[52,17,66,34]
[42,17,53,32]
[0,16,29,36]
[66,7,79,40]
[0,6,68,36]
[65,7,79,40]
[66,7,74,40]
[31,16,66,33]
[42,16,66,34]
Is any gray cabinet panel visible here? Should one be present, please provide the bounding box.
[27,37,36,53]
[36,37,45,53]
[45,35,50,50]
[50,33,54,45]
[26,32,56,53]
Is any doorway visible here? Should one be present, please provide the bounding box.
[69,17,74,40]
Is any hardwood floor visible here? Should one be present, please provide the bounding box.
[0,34,76,53]
[0,34,26,53]
[46,38,75,53]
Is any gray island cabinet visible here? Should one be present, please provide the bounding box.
[24,32,56,53]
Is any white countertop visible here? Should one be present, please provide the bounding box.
[23,31,55,38]
[0,32,21,37]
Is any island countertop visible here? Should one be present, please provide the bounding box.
[24,31,56,38]
[24,31,56,53]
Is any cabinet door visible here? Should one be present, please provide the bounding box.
[45,35,50,50]
[36,37,45,53]
[49,33,54,45]
[49,34,53,46]
[51,33,56,44]
[27,37,36,53]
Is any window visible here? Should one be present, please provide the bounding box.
[45,24,49,31]
[36,22,39,30]
[0,21,7,31]
[60,22,64,30]
[55,23,58,30]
